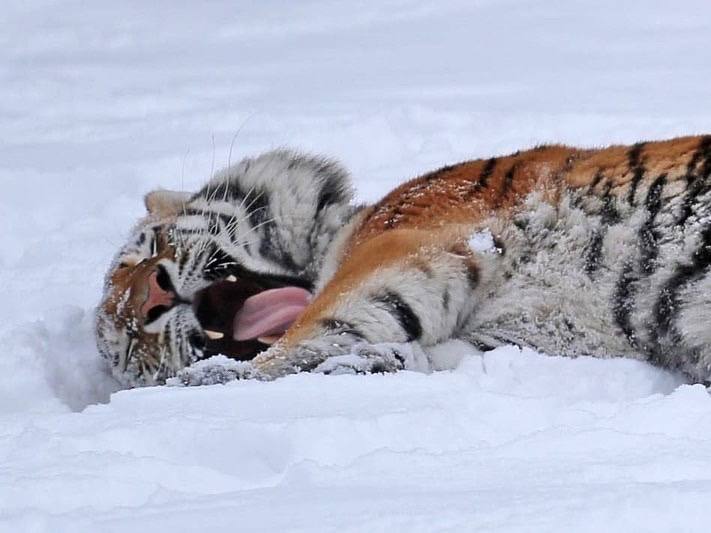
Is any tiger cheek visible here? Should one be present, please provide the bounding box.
[104,274,131,318]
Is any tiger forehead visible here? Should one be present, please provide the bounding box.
[357,135,709,239]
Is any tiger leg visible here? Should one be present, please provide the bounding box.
[251,228,482,379]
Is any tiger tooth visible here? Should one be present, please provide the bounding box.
[226,275,237,282]
[257,335,279,345]
[204,330,224,340]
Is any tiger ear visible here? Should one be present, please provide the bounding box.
[144,190,192,217]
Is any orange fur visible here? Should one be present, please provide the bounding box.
[283,226,474,345]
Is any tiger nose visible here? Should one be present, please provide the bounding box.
[140,269,175,320]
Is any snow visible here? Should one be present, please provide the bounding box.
[468,229,501,255]
[2,1,711,531]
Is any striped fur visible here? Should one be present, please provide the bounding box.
[254,135,711,382]
[96,150,358,386]
[98,135,711,386]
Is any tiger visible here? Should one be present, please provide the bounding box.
[96,135,711,388]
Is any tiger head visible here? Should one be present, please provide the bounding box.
[96,150,356,387]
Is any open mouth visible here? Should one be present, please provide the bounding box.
[192,273,312,361]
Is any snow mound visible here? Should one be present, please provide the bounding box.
[2,345,700,532]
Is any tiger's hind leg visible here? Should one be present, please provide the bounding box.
[251,227,484,379]
[661,269,711,383]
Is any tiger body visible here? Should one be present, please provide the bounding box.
[96,135,711,387]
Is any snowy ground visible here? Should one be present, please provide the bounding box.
[3,1,711,531]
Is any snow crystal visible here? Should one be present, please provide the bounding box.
[468,228,502,255]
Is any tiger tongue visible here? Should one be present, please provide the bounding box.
[232,287,311,341]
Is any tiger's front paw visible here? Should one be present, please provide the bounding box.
[251,333,357,378]
[168,355,263,386]
[253,338,431,379]
[313,344,408,375]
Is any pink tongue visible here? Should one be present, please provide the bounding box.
[233,287,311,341]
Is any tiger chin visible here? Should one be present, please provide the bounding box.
[97,136,711,388]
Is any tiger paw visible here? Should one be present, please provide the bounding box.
[254,339,432,378]
[168,355,261,386]
[313,346,406,375]
[251,335,356,378]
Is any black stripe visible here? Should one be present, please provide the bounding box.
[442,289,450,312]
[197,243,313,289]
[150,227,161,255]
[245,189,299,271]
[247,189,271,229]
[178,208,203,218]
[499,162,518,203]
[585,182,621,277]
[202,245,238,281]
[600,182,621,224]
[612,261,638,348]
[177,248,191,276]
[584,230,605,276]
[589,170,604,191]
[465,260,480,289]
[315,166,348,213]
[478,157,497,189]
[180,210,225,236]
[373,291,422,342]
[463,157,497,201]
[319,319,366,340]
[185,249,205,281]
[405,165,453,191]
[677,136,711,226]
[424,164,455,181]
[626,142,647,206]
[260,241,299,272]
[627,174,669,362]
[638,174,667,274]
[469,339,498,351]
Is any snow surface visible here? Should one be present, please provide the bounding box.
[2,1,711,531]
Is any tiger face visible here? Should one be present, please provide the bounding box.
[95,150,356,387]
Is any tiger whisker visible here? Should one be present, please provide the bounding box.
[227,113,255,169]
[249,216,277,232]
[210,133,216,180]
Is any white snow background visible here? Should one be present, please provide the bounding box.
[2,1,711,531]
